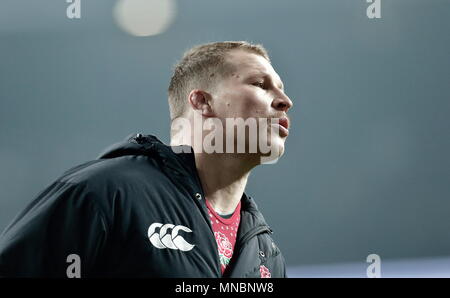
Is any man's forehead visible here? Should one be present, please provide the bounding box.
[226,50,283,85]
[227,50,270,72]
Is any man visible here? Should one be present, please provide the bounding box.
[0,41,293,277]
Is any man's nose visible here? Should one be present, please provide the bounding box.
[271,93,293,112]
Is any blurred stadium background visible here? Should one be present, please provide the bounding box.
[1,0,449,277]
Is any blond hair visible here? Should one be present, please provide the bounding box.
[168,41,270,120]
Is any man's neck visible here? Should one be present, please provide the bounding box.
[194,152,257,215]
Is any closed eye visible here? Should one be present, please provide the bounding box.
[252,81,265,89]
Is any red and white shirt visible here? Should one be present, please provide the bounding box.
[205,199,241,275]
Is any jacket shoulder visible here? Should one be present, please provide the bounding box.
[53,155,171,224]
[58,155,166,188]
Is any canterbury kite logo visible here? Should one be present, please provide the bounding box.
[147,223,195,252]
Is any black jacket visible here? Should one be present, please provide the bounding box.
[0,134,287,278]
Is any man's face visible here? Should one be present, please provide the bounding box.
[210,49,293,160]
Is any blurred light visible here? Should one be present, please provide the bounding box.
[113,0,177,37]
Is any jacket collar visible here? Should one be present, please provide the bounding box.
[98,133,272,234]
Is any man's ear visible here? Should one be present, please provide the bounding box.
[188,89,215,117]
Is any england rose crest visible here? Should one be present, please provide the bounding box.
[215,231,233,267]
[260,265,271,278]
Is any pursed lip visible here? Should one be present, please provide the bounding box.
[270,117,289,137]
[278,117,290,130]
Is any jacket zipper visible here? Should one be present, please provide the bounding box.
[223,225,272,278]
[210,223,222,277]
[237,225,272,253]
[197,192,223,277]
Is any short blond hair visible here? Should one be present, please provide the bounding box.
[168,41,270,120]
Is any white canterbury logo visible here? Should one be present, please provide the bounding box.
[147,223,195,252]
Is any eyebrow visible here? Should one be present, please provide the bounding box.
[246,71,285,91]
